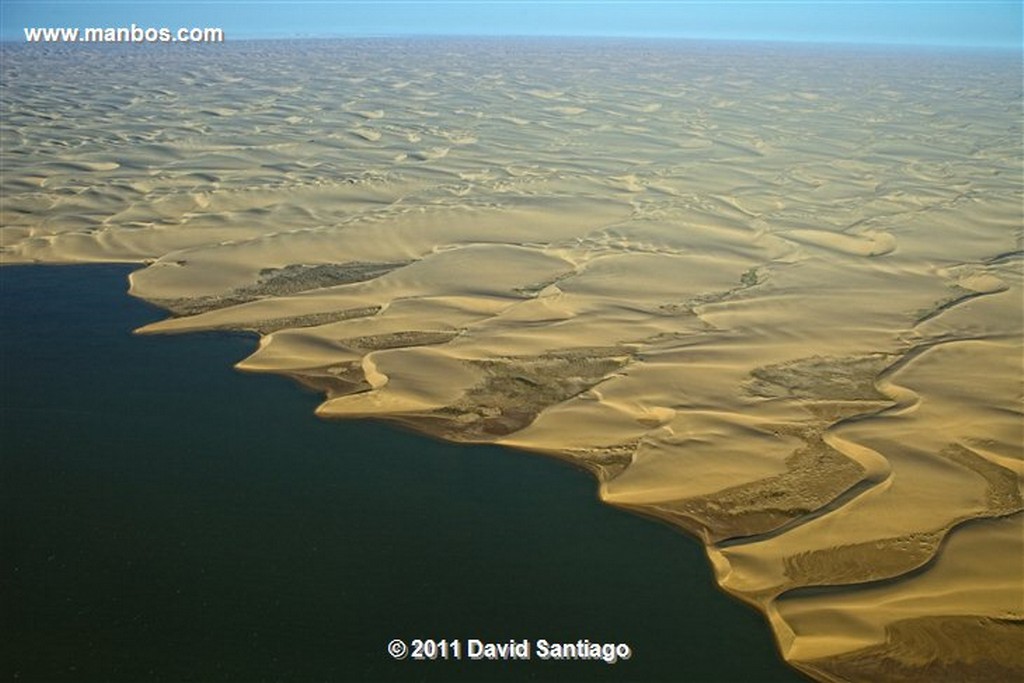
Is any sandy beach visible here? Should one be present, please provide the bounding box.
[2,38,1021,681]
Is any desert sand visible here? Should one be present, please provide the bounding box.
[2,38,1021,681]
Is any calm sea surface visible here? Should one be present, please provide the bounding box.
[0,265,802,682]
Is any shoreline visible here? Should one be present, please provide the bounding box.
[1,263,801,681]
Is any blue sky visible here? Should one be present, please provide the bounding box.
[2,1,1021,48]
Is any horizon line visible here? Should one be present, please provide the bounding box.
[3,32,1020,51]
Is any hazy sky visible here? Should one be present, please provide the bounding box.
[2,1,1021,48]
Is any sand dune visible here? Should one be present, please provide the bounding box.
[2,39,1021,681]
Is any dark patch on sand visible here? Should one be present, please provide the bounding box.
[799,616,1024,683]
[746,354,894,402]
[151,261,412,316]
[649,424,866,543]
[338,330,460,352]
[410,347,634,441]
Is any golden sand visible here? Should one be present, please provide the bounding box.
[2,39,1021,681]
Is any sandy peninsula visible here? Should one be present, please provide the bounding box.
[2,38,1021,681]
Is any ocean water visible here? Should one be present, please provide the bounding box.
[0,264,802,682]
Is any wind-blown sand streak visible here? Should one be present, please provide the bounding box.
[2,39,1021,681]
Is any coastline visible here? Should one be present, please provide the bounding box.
[0,263,801,681]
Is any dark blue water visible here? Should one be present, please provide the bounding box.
[0,264,803,682]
